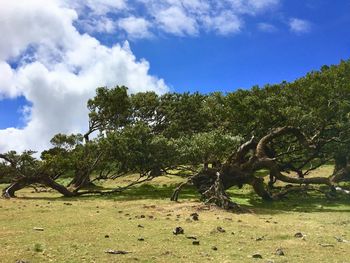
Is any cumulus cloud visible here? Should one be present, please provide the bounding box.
[155,6,199,36]
[0,0,283,153]
[0,0,167,153]
[118,17,152,39]
[289,18,311,34]
[70,0,280,38]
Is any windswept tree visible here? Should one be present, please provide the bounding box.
[1,60,350,210]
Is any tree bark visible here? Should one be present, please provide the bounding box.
[68,172,94,190]
[171,126,338,210]
[2,175,77,198]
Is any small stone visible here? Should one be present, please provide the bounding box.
[255,237,264,241]
[217,227,226,233]
[186,236,197,240]
[211,246,218,251]
[252,253,263,259]
[137,238,144,241]
[140,215,145,218]
[192,241,200,245]
[173,227,184,235]
[190,213,199,221]
[294,232,304,238]
[137,224,144,228]
[33,227,44,231]
[148,215,154,219]
[63,202,72,206]
[105,235,110,238]
[275,248,285,256]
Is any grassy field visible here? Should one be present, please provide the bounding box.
[1,165,350,263]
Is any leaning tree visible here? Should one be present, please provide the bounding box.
[1,60,350,210]
[171,60,350,209]
[171,126,349,210]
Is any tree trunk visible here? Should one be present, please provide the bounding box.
[2,178,34,198]
[331,156,350,183]
[68,171,94,190]
[2,175,77,198]
[171,127,339,210]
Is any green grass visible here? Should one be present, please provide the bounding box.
[1,167,350,262]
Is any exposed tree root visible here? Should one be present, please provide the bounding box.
[171,126,345,210]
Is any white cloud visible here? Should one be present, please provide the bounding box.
[0,0,284,153]
[81,17,117,33]
[226,0,280,15]
[155,6,199,36]
[70,0,281,38]
[0,62,17,98]
[65,0,127,15]
[258,22,277,32]
[202,11,242,35]
[289,18,311,34]
[246,0,280,12]
[0,0,168,154]
[0,0,77,60]
[118,17,152,39]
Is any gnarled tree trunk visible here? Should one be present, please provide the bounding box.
[172,127,339,210]
[2,175,77,198]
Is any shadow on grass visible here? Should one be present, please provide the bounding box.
[8,182,350,214]
[238,189,350,214]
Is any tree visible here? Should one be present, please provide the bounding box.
[84,86,131,141]
[1,60,350,210]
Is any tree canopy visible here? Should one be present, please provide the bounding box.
[1,59,350,209]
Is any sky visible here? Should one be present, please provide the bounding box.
[0,0,350,153]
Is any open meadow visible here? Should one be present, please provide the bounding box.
[1,166,349,263]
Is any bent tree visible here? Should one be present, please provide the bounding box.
[171,126,345,210]
[1,60,350,210]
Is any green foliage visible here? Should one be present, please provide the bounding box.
[0,151,40,180]
[2,59,350,184]
[86,86,131,134]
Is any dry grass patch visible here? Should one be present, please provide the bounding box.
[0,171,349,262]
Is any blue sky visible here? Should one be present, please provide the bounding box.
[128,0,350,93]
[0,0,350,152]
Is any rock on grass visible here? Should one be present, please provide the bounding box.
[252,253,263,259]
[173,227,184,235]
[105,249,130,255]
